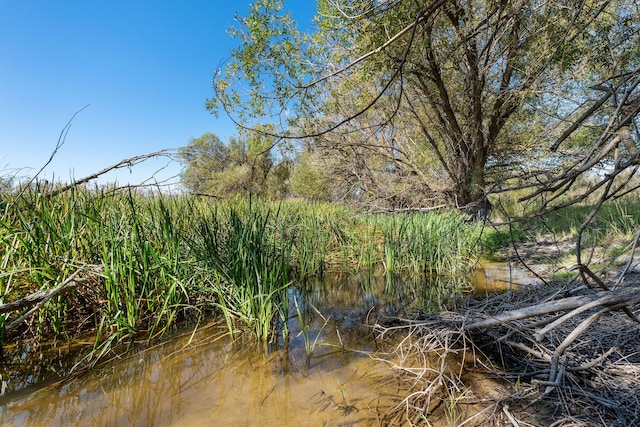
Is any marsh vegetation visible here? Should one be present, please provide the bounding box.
[3,180,640,425]
[0,185,482,385]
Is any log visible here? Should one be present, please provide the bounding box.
[465,286,640,330]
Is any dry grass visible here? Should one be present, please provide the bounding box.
[373,279,640,426]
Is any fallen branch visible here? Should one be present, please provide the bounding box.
[465,285,640,330]
[45,149,177,198]
[380,278,640,426]
[545,306,610,395]
[533,296,622,341]
[2,265,101,331]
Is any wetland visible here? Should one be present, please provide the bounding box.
[2,187,639,426]
[0,267,533,426]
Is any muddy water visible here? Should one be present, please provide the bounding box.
[0,325,404,426]
[0,273,417,427]
[470,261,539,295]
[0,265,536,426]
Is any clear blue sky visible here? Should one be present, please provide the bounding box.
[0,1,315,188]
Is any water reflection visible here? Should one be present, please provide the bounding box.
[0,338,94,396]
[0,267,532,426]
[299,271,469,324]
[470,261,539,295]
[0,323,403,427]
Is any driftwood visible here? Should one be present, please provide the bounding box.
[465,285,640,330]
[376,276,640,426]
[1,265,100,332]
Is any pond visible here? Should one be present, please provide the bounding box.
[470,260,540,295]
[0,263,538,426]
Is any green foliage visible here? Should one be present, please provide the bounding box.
[361,211,482,276]
[531,199,640,243]
[482,226,527,254]
[208,0,315,120]
[194,203,293,341]
[1,186,483,356]
[1,187,199,355]
[209,0,639,211]
[290,150,330,200]
[483,193,640,260]
[179,127,290,198]
[179,132,229,193]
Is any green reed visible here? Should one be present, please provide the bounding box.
[1,185,481,364]
[194,203,294,341]
[1,187,202,359]
[355,211,481,276]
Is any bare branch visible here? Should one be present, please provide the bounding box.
[4,265,101,332]
[45,149,177,198]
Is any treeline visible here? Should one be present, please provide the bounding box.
[179,128,340,203]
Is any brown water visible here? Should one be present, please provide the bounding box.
[0,325,405,426]
[470,260,539,295]
[0,265,537,426]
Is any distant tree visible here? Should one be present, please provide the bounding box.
[179,127,290,198]
[266,159,292,199]
[179,132,230,194]
[290,149,331,201]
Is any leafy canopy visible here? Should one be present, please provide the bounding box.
[209,0,640,210]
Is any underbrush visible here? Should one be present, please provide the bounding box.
[481,195,640,261]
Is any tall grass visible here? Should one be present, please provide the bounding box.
[482,195,640,256]
[194,204,293,341]
[1,188,199,360]
[486,181,640,254]
[357,211,481,276]
[0,185,481,365]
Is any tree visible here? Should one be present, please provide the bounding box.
[179,132,230,194]
[209,0,639,212]
[290,148,331,200]
[179,127,289,197]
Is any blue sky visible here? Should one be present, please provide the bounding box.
[0,1,315,188]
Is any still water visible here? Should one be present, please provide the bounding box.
[0,264,536,426]
[0,326,405,426]
[471,260,539,295]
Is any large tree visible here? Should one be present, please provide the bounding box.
[209,0,639,211]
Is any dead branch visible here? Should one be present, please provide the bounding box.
[2,265,101,332]
[533,296,612,341]
[465,285,640,330]
[44,149,177,198]
[545,306,610,394]
[614,229,640,288]
[573,263,640,323]
[14,105,90,201]
[549,65,640,152]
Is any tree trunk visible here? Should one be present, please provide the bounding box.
[446,139,489,214]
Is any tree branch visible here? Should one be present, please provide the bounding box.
[3,265,101,332]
